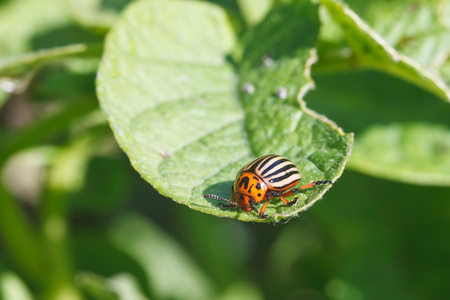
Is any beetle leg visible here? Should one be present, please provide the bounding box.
[271,191,281,198]
[258,199,269,219]
[282,180,333,197]
[248,198,259,213]
[270,191,297,206]
[279,196,298,206]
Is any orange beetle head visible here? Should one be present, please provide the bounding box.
[233,172,268,211]
[235,193,253,212]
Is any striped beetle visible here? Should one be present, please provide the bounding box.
[204,154,333,219]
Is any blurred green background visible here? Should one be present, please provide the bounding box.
[1,0,449,299]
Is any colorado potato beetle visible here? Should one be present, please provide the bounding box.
[204,154,333,219]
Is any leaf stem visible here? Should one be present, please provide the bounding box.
[0,184,42,284]
[0,100,97,168]
[39,128,105,300]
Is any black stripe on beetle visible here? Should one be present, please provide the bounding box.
[260,158,289,176]
[244,155,270,172]
[264,162,297,178]
[269,170,300,183]
[255,155,277,172]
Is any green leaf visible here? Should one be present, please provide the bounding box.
[237,0,273,26]
[77,272,149,300]
[320,0,450,102]
[0,43,103,77]
[0,0,103,103]
[109,214,214,300]
[356,0,450,70]
[353,0,450,93]
[0,271,33,300]
[306,68,450,185]
[0,0,70,106]
[68,0,133,33]
[218,282,264,300]
[97,0,352,222]
[348,123,450,186]
[0,0,70,57]
[307,70,450,134]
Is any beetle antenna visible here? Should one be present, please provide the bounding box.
[204,194,233,203]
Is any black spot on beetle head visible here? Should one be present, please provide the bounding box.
[238,176,250,190]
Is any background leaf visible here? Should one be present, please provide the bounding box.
[68,0,134,33]
[356,0,450,71]
[77,272,149,300]
[348,123,450,186]
[237,0,273,26]
[0,0,70,57]
[319,0,450,102]
[307,69,450,186]
[109,214,214,300]
[1,0,449,299]
[0,270,33,300]
[0,0,103,106]
[313,0,450,186]
[0,44,103,78]
[0,0,70,105]
[97,0,352,222]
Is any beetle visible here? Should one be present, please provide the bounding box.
[204,154,333,219]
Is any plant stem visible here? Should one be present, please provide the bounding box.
[40,130,104,300]
[0,100,97,167]
[39,189,82,300]
[0,184,42,284]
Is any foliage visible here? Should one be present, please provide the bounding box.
[96,0,352,222]
[0,0,449,299]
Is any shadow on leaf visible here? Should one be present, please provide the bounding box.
[202,180,234,205]
[202,180,245,215]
